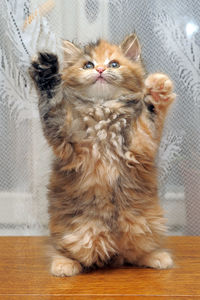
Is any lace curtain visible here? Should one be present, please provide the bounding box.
[0,0,200,235]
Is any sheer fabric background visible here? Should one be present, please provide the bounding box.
[0,0,200,235]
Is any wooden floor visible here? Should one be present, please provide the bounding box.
[0,236,199,299]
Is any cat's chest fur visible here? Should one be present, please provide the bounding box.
[83,105,129,157]
[68,98,142,185]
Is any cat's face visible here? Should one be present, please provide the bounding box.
[62,34,145,100]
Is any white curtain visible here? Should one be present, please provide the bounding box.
[0,0,200,235]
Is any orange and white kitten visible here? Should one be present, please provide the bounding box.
[30,34,175,276]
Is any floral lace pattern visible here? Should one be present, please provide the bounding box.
[0,0,200,235]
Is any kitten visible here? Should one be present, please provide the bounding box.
[30,34,175,276]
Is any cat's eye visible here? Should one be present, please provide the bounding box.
[83,61,94,69]
[109,61,120,68]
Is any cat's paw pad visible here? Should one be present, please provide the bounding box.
[145,73,175,104]
[139,250,173,269]
[29,52,61,98]
[51,256,82,277]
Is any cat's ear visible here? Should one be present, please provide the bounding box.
[120,33,141,61]
[62,40,82,61]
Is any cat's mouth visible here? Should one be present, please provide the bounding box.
[93,75,108,84]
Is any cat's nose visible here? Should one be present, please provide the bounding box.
[96,67,105,74]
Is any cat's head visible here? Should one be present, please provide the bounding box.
[62,34,145,100]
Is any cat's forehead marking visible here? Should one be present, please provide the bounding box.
[91,41,119,63]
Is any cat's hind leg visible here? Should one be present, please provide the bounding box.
[123,244,173,270]
[118,210,173,270]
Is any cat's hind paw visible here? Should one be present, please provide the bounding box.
[145,73,176,105]
[51,256,82,277]
[138,249,173,269]
[29,52,61,99]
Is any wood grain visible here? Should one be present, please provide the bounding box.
[0,236,199,299]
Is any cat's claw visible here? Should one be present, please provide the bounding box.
[145,73,175,104]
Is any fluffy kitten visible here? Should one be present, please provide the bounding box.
[30,34,175,276]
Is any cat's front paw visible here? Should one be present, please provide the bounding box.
[145,73,176,105]
[29,52,61,99]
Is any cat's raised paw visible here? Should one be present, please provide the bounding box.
[29,52,61,99]
[51,256,82,277]
[139,250,173,269]
[145,73,175,104]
